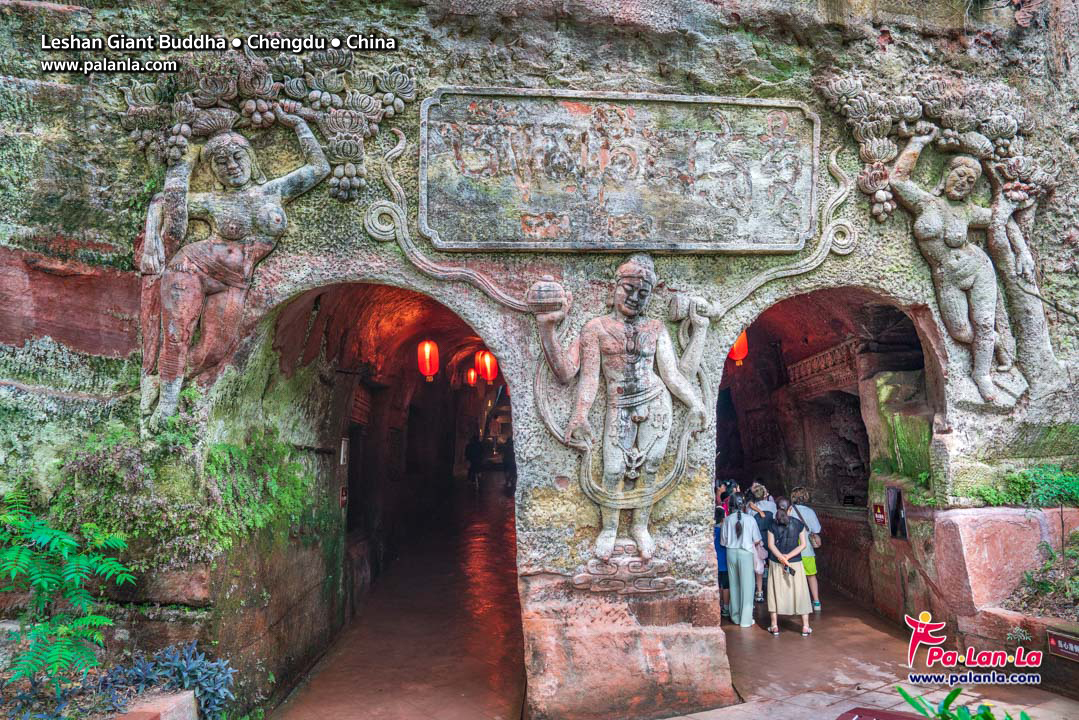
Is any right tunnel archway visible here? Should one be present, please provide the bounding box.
[716,286,940,612]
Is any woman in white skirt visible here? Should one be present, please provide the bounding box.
[765,496,812,636]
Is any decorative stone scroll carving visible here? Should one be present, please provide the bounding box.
[820,72,1065,403]
[787,339,859,399]
[530,255,710,562]
[420,88,821,253]
[572,540,675,595]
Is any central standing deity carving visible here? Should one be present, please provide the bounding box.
[532,255,709,563]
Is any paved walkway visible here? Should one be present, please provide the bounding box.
[270,474,1077,720]
[664,590,1079,720]
[271,474,524,720]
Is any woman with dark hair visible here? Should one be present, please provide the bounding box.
[719,492,761,627]
[766,496,812,636]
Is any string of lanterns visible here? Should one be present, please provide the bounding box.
[416,341,500,384]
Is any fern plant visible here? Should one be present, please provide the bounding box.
[898,686,1032,719]
[0,488,135,689]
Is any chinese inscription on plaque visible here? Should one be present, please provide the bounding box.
[419,88,820,253]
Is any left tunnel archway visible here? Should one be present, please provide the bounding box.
[204,282,525,719]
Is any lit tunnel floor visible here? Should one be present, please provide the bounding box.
[271,474,525,720]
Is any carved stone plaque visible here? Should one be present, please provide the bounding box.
[419,88,820,253]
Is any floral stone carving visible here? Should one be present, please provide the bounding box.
[820,72,1064,403]
[532,254,710,564]
[122,50,416,424]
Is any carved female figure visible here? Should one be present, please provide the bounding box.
[142,102,330,426]
[535,254,709,560]
[889,124,1010,403]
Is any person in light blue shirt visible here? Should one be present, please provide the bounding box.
[719,492,762,627]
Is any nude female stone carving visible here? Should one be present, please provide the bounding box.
[141,101,330,426]
[533,254,709,560]
[889,123,1015,403]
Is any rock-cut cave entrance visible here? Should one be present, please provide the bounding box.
[268,283,525,720]
[715,287,941,696]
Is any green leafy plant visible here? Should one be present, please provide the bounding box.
[897,686,1032,719]
[973,465,1078,508]
[1005,626,1033,645]
[0,488,135,689]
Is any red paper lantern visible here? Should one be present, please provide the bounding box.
[418,340,439,381]
[466,368,478,387]
[476,350,499,382]
[728,330,748,366]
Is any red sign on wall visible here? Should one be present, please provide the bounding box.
[873,504,887,526]
[1048,629,1079,663]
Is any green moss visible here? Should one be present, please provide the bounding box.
[0,337,140,396]
[44,388,319,573]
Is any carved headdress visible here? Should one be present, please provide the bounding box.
[616,253,657,287]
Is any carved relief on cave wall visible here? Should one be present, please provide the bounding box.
[530,255,711,567]
[121,50,416,425]
[820,71,1065,406]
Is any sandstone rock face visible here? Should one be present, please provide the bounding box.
[936,508,1079,613]
[0,0,1076,717]
[520,574,735,720]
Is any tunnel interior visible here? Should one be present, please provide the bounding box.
[716,286,936,598]
[269,283,525,719]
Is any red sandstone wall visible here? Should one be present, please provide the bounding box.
[0,247,139,358]
[816,509,874,601]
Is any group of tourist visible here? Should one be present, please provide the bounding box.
[714,480,822,636]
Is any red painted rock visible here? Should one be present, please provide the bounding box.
[0,247,139,358]
[936,509,1064,612]
[116,690,197,720]
[107,566,211,608]
[519,574,735,720]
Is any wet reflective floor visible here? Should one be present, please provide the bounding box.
[665,589,1079,720]
[272,473,524,720]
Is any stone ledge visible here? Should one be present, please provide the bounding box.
[115,690,197,720]
[956,607,1079,701]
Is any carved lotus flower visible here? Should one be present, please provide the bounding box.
[345,91,385,122]
[238,70,277,100]
[193,75,238,108]
[822,75,863,109]
[844,94,873,119]
[377,66,416,102]
[284,76,309,100]
[272,54,305,79]
[857,162,890,194]
[123,82,159,108]
[312,49,354,71]
[347,70,379,96]
[852,114,893,142]
[859,137,898,164]
[328,136,365,163]
[324,109,367,135]
[190,108,240,137]
[980,112,1019,140]
[916,79,958,118]
[940,108,976,132]
[889,96,922,122]
[307,69,346,94]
